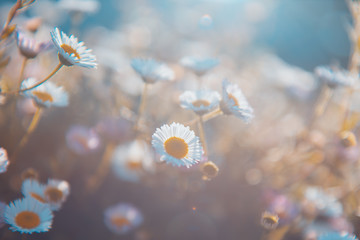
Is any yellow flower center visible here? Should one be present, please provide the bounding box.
[30,192,46,203]
[126,160,142,170]
[192,100,210,107]
[164,137,188,159]
[228,93,239,106]
[60,44,80,59]
[15,211,41,229]
[45,187,63,202]
[32,91,53,103]
[111,216,131,228]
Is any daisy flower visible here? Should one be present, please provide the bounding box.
[21,179,46,204]
[50,27,97,68]
[16,30,51,59]
[66,125,101,155]
[4,198,53,234]
[220,79,254,123]
[179,89,221,115]
[111,140,154,182]
[152,122,203,168]
[21,78,69,108]
[104,203,143,235]
[314,66,355,89]
[43,179,70,211]
[318,232,358,240]
[0,147,9,173]
[180,56,219,75]
[131,58,174,83]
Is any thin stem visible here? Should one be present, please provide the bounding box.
[17,57,27,91]
[87,143,116,192]
[197,115,208,155]
[184,108,223,126]
[307,86,333,131]
[11,107,43,162]
[135,83,149,131]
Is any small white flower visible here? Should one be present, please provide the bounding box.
[131,58,174,83]
[220,79,254,123]
[21,78,69,108]
[43,179,70,211]
[152,122,203,168]
[179,89,221,115]
[180,56,219,75]
[314,66,355,88]
[51,27,97,68]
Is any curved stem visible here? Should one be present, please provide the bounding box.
[184,108,223,126]
[87,143,116,193]
[197,115,208,155]
[17,57,27,92]
[11,107,43,162]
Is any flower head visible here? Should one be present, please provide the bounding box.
[104,203,143,235]
[131,58,174,83]
[4,198,53,234]
[179,89,221,115]
[314,66,355,89]
[43,179,70,211]
[152,122,203,168]
[180,56,219,75]
[51,27,97,68]
[220,79,254,123]
[111,140,154,182]
[21,78,69,108]
[16,30,51,59]
[21,179,46,204]
[261,211,279,230]
[66,125,101,155]
[0,147,9,173]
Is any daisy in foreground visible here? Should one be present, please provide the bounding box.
[220,79,254,123]
[51,27,97,68]
[4,198,53,234]
[152,122,203,168]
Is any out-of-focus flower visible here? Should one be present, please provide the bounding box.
[4,198,53,234]
[318,232,358,240]
[21,78,69,108]
[51,27,97,68]
[314,66,355,89]
[111,140,154,182]
[220,79,254,123]
[43,179,70,211]
[260,211,279,230]
[267,194,299,226]
[179,89,221,115]
[58,0,100,14]
[131,58,174,83]
[66,125,101,155]
[16,30,51,59]
[180,56,219,76]
[94,117,134,144]
[0,147,9,173]
[200,161,219,179]
[104,203,143,235]
[152,122,203,168]
[21,179,46,203]
[339,131,357,148]
[0,202,6,228]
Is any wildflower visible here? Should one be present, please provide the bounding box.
[200,161,219,179]
[4,198,53,234]
[50,27,97,68]
[152,122,203,168]
[314,66,355,89]
[339,131,357,148]
[318,232,358,240]
[104,203,143,235]
[21,78,69,108]
[131,58,174,83]
[16,30,51,59]
[179,89,221,115]
[180,56,219,75]
[112,140,154,182]
[21,179,46,203]
[261,211,279,230]
[66,125,101,155]
[220,79,254,123]
[43,179,70,211]
[0,148,9,173]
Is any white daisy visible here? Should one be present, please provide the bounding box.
[43,179,70,211]
[0,147,9,173]
[152,122,203,168]
[21,179,47,204]
[314,65,355,88]
[131,58,174,83]
[220,79,254,123]
[4,198,53,234]
[179,89,221,115]
[21,78,69,108]
[50,27,97,68]
[180,56,219,75]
